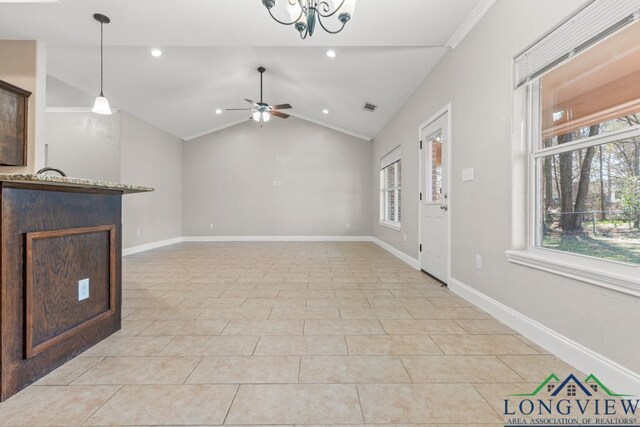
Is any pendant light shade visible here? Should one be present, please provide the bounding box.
[92,13,112,115]
[92,94,112,115]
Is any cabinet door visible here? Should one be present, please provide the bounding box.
[0,79,31,166]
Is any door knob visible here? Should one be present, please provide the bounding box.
[440,205,448,211]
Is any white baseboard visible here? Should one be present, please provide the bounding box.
[182,235,373,242]
[126,235,420,269]
[448,277,640,395]
[371,237,420,270]
[123,237,184,256]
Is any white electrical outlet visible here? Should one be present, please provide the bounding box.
[209,223,214,229]
[136,228,141,236]
[475,255,482,270]
[345,223,351,229]
[78,278,90,301]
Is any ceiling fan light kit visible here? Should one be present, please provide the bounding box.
[91,13,112,115]
[262,0,357,39]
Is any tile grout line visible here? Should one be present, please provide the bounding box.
[182,355,205,384]
[79,384,124,426]
[354,383,367,424]
[221,383,241,425]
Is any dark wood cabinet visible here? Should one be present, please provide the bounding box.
[0,79,31,166]
[0,181,124,401]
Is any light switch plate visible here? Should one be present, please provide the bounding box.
[78,278,90,301]
[462,167,475,182]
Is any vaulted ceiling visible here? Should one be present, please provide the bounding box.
[0,0,490,140]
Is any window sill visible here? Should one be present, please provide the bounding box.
[379,221,401,231]
[505,248,640,298]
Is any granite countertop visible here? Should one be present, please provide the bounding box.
[0,174,154,194]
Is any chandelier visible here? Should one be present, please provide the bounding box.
[262,0,357,39]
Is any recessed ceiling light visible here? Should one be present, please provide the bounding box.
[326,50,336,58]
[150,49,162,57]
[322,109,329,114]
[215,109,222,115]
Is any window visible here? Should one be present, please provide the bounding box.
[590,384,598,392]
[567,384,577,397]
[380,146,402,229]
[547,384,556,392]
[531,21,640,265]
[507,0,640,296]
[429,133,443,202]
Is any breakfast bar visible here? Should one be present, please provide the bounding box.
[0,174,152,401]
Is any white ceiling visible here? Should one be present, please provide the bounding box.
[0,0,488,140]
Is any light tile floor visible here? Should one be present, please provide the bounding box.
[0,242,580,426]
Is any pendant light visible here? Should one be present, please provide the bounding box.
[91,13,112,115]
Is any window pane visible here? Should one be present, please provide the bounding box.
[540,22,640,147]
[431,135,443,202]
[387,190,396,222]
[398,188,402,222]
[386,163,396,189]
[537,139,640,264]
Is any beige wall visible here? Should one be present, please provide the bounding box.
[44,111,121,182]
[0,40,39,173]
[371,0,640,375]
[121,111,183,248]
[43,79,183,249]
[183,117,372,237]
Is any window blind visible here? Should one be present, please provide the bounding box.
[381,146,401,169]
[514,0,640,88]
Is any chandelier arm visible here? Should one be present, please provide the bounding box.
[317,0,346,18]
[267,5,305,26]
[316,13,347,34]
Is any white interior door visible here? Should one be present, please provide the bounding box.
[419,113,449,283]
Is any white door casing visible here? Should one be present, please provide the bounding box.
[419,108,450,283]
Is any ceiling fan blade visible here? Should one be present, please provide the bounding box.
[245,99,259,106]
[271,111,290,119]
[271,103,292,110]
[226,108,253,111]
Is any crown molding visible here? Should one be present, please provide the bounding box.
[446,0,496,49]
[182,113,373,142]
[181,117,251,141]
[288,112,373,142]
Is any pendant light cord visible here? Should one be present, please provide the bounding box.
[99,21,104,96]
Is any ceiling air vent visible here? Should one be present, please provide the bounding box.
[363,102,377,112]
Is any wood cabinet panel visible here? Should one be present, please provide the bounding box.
[0,79,31,166]
[0,184,122,401]
[25,226,116,358]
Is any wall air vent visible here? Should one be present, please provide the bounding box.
[363,102,377,112]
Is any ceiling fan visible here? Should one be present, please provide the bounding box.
[226,66,292,123]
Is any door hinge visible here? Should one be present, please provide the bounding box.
[419,244,422,252]
[419,140,422,149]
[419,192,422,201]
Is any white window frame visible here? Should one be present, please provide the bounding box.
[507,63,640,298]
[379,147,402,230]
